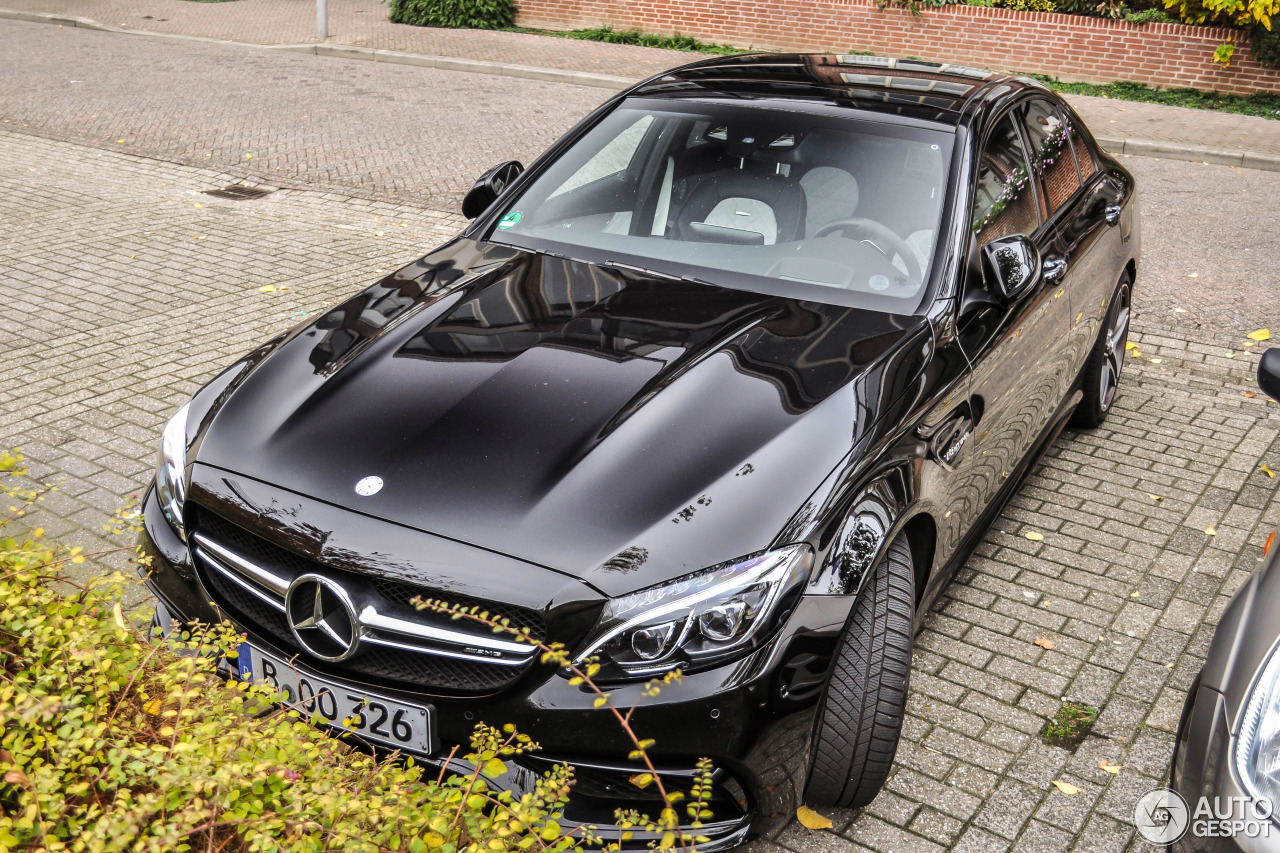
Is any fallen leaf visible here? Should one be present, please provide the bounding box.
[1205,525,1217,536]
[796,805,833,830]
[1245,341,1256,348]
[1261,465,1275,478]
[1187,272,1198,278]
[1025,531,1045,542]
[1174,307,1187,314]
[1052,780,1082,795]
[1042,600,1052,607]
[1129,591,1140,598]
[1148,493,1163,501]
[1225,352,1235,359]
[1075,313,1083,324]
[1267,531,1275,556]
[1125,342,1138,351]
[258,285,277,293]
[143,698,163,715]
[1034,637,1055,650]
[1246,392,1258,398]
[1248,329,1271,342]
[1098,761,1122,774]
[1150,358,1162,364]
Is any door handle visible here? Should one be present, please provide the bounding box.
[1104,203,1122,226]
[925,414,974,471]
[1043,255,1068,282]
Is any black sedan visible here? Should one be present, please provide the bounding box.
[140,54,1140,848]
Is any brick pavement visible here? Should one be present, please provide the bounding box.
[2,28,1280,852]
[4,4,1280,165]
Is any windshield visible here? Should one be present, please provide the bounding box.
[487,98,954,312]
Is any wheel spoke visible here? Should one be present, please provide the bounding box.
[1109,306,1130,353]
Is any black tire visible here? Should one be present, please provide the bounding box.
[1071,275,1132,428]
[803,535,914,809]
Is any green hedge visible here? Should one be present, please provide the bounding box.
[389,0,516,29]
[0,452,576,853]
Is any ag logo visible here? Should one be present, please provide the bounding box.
[1134,787,1189,844]
[354,475,383,497]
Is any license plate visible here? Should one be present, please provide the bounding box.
[237,642,434,753]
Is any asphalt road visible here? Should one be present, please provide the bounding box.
[2,18,1280,853]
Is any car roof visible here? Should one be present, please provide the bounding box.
[631,54,1041,125]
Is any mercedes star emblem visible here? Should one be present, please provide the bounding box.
[285,574,362,662]
[354,475,383,496]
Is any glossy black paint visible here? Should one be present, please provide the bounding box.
[139,54,1140,847]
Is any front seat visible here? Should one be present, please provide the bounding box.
[676,170,807,246]
[800,166,859,237]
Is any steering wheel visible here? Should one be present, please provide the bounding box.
[812,217,922,284]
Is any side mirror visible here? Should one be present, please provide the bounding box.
[462,160,524,220]
[980,235,1041,302]
[1260,347,1280,402]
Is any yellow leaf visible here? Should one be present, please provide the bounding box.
[1034,637,1055,650]
[1261,465,1275,478]
[481,758,507,778]
[1174,307,1187,313]
[629,773,653,789]
[1225,352,1235,359]
[159,726,175,737]
[1054,289,1064,299]
[1025,531,1045,542]
[113,601,126,630]
[1248,329,1271,342]
[1125,342,1138,351]
[1098,761,1121,774]
[796,805,833,830]
[1052,780,1081,795]
[1205,525,1217,536]
[1075,313,1083,324]
[1186,272,1198,278]
[258,285,276,293]
[143,699,162,715]
[116,139,124,143]
[245,153,253,159]
[1148,493,1163,501]
[1129,591,1140,598]
[1150,358,1162,364]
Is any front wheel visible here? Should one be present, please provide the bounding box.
[1071,274,1132,428]
[803,535,914,809]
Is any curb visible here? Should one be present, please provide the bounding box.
[4,8,1279,173]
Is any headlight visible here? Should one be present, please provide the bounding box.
[575,545,812,680]
[1236,639,1280,810]
[154,403,190,539]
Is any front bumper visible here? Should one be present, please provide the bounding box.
[139,483,855,848]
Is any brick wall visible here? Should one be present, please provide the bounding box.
[514,0,1280,95]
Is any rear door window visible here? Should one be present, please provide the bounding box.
[1021,99,1081,218]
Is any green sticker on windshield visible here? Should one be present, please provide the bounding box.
[497,210,522,230]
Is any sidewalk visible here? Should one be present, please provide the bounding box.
[4,0,1279,169]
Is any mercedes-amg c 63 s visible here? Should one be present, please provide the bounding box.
[140,54,1140,848]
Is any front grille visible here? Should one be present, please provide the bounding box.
[192,507,544,695]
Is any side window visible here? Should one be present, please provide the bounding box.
[1065,109,1098,181]
[972,115,1041,247]
[1021,99,1081,217]
[548,115,654,199]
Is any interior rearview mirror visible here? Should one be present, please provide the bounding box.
[1260,347,1280,402]
[462,160,524,220]
[980,235,1041,302]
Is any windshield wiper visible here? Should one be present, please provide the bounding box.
[602,259,716,288]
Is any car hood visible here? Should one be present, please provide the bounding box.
[195,240,929,596]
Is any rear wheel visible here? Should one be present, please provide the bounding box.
[803,536,914,808]
[1071,275,1132,428]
